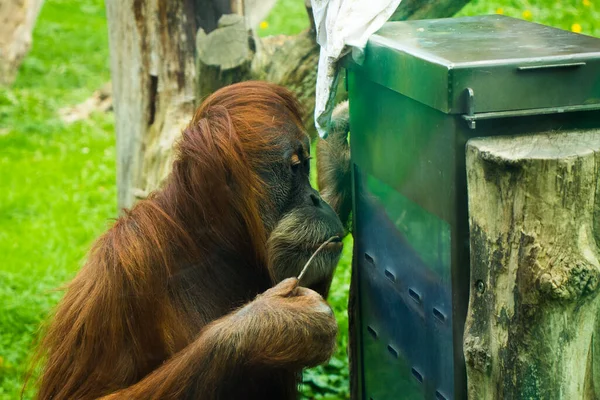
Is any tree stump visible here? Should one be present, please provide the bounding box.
[0,0,45,86]
[463,131,600,399]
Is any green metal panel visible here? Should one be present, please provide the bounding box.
[354,15,600,114]
[349,72,467,400]
[347,14,600,400]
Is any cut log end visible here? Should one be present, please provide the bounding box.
[464,129,600,400]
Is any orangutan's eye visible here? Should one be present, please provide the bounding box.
[291,154,310,174]
[291,154,301,173]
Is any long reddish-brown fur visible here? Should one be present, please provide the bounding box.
[32,82,315,399]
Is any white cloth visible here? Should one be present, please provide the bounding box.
[311,0,402,137]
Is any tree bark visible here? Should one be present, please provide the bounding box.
[106,0,215,209]
[0,0,45,86]
[463,131,600,399]
[110,0,470,210]
[107,0,280,210]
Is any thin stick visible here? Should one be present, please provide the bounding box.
[297,236,340,282]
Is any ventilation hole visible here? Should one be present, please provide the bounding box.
[387,345,398,358]
[408,288,421,304]
[367,325,378,339]
[364,252,375,264]
[435,391,448,400]
[384,269,396,282]
[411,367,424,383]
[433,308,446,323]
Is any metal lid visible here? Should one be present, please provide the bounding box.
[349,15,600,114]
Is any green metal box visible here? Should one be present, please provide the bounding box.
[347,15,600,400]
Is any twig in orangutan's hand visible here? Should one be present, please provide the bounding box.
[296,236,341,283]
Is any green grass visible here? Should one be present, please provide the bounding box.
[459,0,600,37]
[260,0,310,36]
[0,0,598,399]
[0,0,115,398]
[260,0,600,38]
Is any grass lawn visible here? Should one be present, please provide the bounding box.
[0,0,597,399]
[0,1,115,398]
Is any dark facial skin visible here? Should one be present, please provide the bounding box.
[260,127,345,296]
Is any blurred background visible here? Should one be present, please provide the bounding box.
[0,0,597,399]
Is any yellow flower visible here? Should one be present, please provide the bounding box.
[259,21,269,29]
[496,7,504,14]
[572,23,582,33]
[583,0,591,6]
[522,10,532,19]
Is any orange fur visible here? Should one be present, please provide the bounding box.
[31,82,335,400]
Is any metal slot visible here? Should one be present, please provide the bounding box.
[364,252,375,265]
[387,344,398,358]
[433,307,446,323]
[436,391,448,400]
[367,325,378,339]
[518,62,586,71]
[384,269,396,282]
[462,103,600,123]
[408,288,422,304]
[411,367,424,383]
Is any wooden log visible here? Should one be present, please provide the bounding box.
[196,13,253,100]
[108,0,278,210]
[0,0,44,86]
[463,131,600,399]
[106,0,228,209]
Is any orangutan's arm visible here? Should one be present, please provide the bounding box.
[101,279,336,400]
[317,101,352,231]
